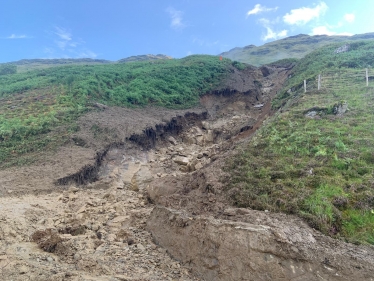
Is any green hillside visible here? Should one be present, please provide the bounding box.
[225,40,374,244]
[0,55,233,167]
[221,33,374,66]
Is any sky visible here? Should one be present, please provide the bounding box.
[0,0,373,63]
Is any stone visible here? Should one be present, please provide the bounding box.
[195,162,203,170]
[173,156,189,166]
[201,121,210,130]
[111,216,129,223]
[68,193,78,201]
[137,243,146,251]
[196,135,205,145]
[205,130,214,143]
[77,205,86,214]
[18,265,29,274]
[168,136,178,145]
[131,166,153,191]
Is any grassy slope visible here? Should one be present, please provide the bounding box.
[225,40,374,245]
[0,55,234,167]
[221,33,374,66]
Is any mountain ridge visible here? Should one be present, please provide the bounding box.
[220,32,374,66]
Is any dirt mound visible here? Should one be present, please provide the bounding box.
[148,206,374,281]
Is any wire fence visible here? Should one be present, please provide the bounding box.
[303,68,373,92]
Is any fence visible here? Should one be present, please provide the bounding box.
[302,68,373,93]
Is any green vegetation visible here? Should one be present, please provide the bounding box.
[221,33,374,66]
[225,40,374,245]
[0,55,231,167]
[273,40,374,109]
[0,64,16,75]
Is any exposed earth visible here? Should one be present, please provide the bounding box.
[1,64,374,280]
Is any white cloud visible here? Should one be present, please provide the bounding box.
[344,13,355,23]
[311,26,353,36]
[45,26,97,59]
[283,2,328,25]
[258,18,288,41]
[311,26,335,36]
[4,34,30,39]
[166,7,185,30]
[54,27,72,41]
[77,50,97,58]
[247,4,278,16]
[263,27,288,41]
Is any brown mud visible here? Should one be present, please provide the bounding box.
[2,64,373,280]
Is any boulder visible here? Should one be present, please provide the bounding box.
[173,156,189,166]
[167,136,178,145]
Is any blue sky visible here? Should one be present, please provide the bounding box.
[0,1,372,63]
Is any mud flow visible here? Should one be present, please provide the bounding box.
[2,65,373,281]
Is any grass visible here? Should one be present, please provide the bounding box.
[225,85,374,244]
[221,33,374,66]
[0,55,237,167]
[225,41,374,245]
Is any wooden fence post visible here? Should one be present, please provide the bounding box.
[366,68,369,87]
[318,74,321,90]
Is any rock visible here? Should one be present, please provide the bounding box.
[173,156,189,166]
[335,44,350,54]
[205,130,214,143]
[195,162,203,170]
[182,135,196,145]
[69,186,79,193]
[196,135,205,145]
[107,234,117,242]
[111,216,129,223]
[137,243,145,251]
[197,153,204,159]
[131,166,153,191]
[77,205,86,214]
[68,193,78,201]
[168,136,178,145]
[18,265,29,274]
[201,121,210,130]
[223,208,237,216]
[305,111,318,118]
[333,101,348,115]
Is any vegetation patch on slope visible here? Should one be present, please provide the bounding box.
[221,33,374,66]
[0,55,236,167]
[225,41,374,245]
[273,40,374,109]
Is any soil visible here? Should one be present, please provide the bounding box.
[2,64,373,280]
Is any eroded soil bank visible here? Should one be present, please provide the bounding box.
[2,64,373,280]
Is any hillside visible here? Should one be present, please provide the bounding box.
[1,39,374,281]
[220,32,374,66]
[225,40,374,244]
[0,55,239,168]
[0,54,171,73]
